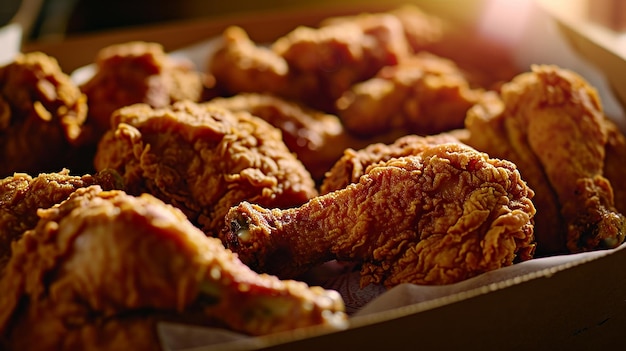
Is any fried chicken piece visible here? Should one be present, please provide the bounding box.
[271,12,411,112]
[208,26,289,97]
[209,12,412,113]
[0,187,346,350]
[208,7,516,112]
[320,133,462,194]
[461,93,565,254]
[0,52,88,177]
[0,169,121,272]
[208,93,370,180]
[335,52,488,137]
[460,64,626,255]
[223,143,536,288]
[94,100,317,235]
[80,41,204,139]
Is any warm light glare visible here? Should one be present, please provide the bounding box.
[478,0,534,45]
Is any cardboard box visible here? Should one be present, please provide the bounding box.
[19,1,626,350]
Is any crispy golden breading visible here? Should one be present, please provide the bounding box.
[0,169,121,272]
[461,65,626,255]
[94,100,317,235]
[320,133,462,194]
[0,52,88,177]
[335,52,488,137]
[0,187,346,350]
[208,93,371,180]
[81,41,204,139]
[223,143,536,288]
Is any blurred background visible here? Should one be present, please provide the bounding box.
[1,0,624,69]
[3,0,624,43]
[2,0,377,42]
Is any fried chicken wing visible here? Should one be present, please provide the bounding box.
[0,52,88,177]
[0,169,121,271]
[0,187,346,350]
[208,93,369,180]
[223,143,536,288]
[335,52,488,137]
[320,133,462,194]
[80,41,204,139]
[94,100,317,235]
[461,64,626,254]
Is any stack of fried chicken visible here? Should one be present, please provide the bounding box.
[1,4,626,350]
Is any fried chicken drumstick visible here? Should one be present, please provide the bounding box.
[460,64,626,254]
[0,187,346,350]
[223,143,536,288]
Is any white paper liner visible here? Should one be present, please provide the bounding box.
[353,245,622,317]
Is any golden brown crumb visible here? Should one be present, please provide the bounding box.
[94,100,317,235]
